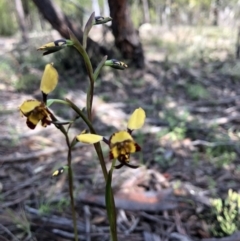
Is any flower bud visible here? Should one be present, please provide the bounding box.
[37,39,73,55]
[94,16,112,25]
[104,59,128,70]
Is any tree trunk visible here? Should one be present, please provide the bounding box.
[236,26,240,59]
[103,0,109,16]
[32,0,110,65]
[211,0,219,26]
[108,0,145,68]
[92,0,100,16]
[141,0,150,23]
[14,0,28,43]
[156,3,162,25]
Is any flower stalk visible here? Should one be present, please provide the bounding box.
[19,12,145,241]
[65,98,108,180]
[66,138,78,241]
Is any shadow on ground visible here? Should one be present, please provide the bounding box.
[0,28,240,240]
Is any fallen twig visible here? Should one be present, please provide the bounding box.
[0,147,68,163]
[202,231,240,241]
[0,223,19,241]
[170,232,193,241]
[77,189,178,211]
[1,191,32,208]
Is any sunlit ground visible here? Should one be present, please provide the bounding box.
[0,25,240,240]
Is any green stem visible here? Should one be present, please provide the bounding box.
[86,84,93,120]
[65,98,94,133]
[82,52,94,121]
[66,138,78,241]
[69,29,95,120]
[93,55,108,80]
[93,143,108,182]
[65,98,108,181]
[50,112,78,241]
[106,159,118,241]
[68,22,118,241]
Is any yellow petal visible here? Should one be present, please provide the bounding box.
[76,134,103,144]
[28,113,40,126]
[52,167,64,177]
[37,39,67,50]
[127,108,146,130]
[110,146,119,159]
[110,131,133,146]
[19,100,41,115]
[128,142,137,153]
[40,63,58,94]
[37,42,56,50]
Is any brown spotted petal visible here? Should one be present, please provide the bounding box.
[20,100,52,129]
[109,131,141,169]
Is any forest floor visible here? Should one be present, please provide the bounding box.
[0,26,240,241]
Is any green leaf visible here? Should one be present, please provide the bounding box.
[46,99,71,107]
[46,99,55,107]
[94,55,108,80]
[105,159,118,241]
[83,12,95,49]
[68,28,85,56]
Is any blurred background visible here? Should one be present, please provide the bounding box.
[1,0,240,240]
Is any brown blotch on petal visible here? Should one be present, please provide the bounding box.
[26,119,37,129]
[109,151,114,160]
[118,154,130,163]
[135,143,141,152]
[41,115,52,127]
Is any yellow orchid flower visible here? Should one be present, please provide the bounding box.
[19,63,58,129]
[76,108,146,169]
[19,100,52,129]
[109,130,141,168]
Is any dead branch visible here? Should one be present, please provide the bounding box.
[0,147,68,163]
[202,231,240,241]
[0,224,18,241]
[77,189,179,211]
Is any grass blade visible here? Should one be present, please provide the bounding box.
[105,159,118,241]
[83,12,95,49]
[94,55,108,80]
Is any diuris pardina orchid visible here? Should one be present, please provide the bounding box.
[19,63,58,129]
[76,108,146,169]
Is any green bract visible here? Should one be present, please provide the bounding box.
[37,39,73,55]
